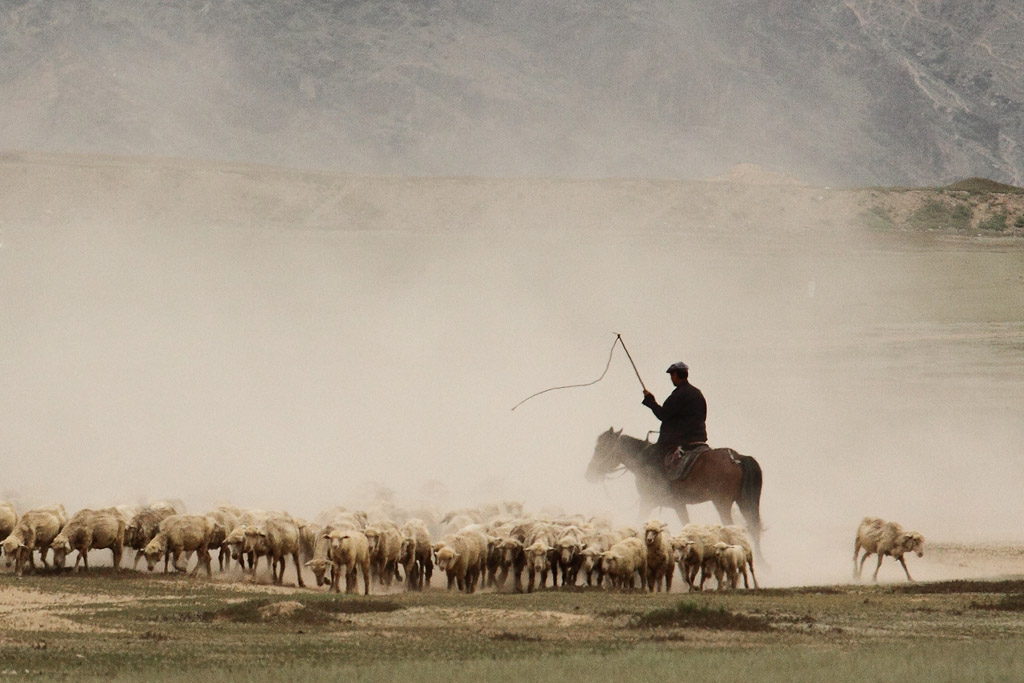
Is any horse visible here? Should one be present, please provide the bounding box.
[585,427,764,560]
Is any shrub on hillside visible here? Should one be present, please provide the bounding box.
[909,200,972,232]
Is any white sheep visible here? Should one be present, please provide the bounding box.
[434,532,484,593]
[363,522,404,590]
[671,524,717,591]
[50,508,126,571]
[854,516,925,582]
[243,513,305,587]
[601,537,648,590]
[524,523,560,589]
[204,505,241,571]
[715,525,758,589]
[125,504,179,569]
[712,542,748,590]
[524,540,551,592]
[143,514,216,577]
[329,529,371,594]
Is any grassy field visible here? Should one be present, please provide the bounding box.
[2,569,1024,681]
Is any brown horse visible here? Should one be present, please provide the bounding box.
[585,427,764,560]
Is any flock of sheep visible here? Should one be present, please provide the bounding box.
[0,500,925,592]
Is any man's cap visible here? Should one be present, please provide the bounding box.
[666,362,689,374]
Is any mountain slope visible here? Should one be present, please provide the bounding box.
[0,1,1021,185]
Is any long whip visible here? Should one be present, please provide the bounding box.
[510,334,646,411]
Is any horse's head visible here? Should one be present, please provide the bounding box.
[585,427,624,482]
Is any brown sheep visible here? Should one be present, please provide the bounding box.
[854,516,925,582]
[643,520,674,592]
[399,519,433,591]
[712,542,748,590]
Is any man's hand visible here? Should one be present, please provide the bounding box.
[642,390,656,407]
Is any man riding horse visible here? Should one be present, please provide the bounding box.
[641,361,708,467]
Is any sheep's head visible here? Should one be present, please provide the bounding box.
[399,537,415,562]
[243,529,269,554]
[306,558,331,586]
[500,539,522,564]
[558,542,580,566]
[525,542,550,570]
[206,520,227,547]
[579,547,601,574]
[435,547,458,571]
[644,521,667,545]
[713,541,730,559]
[602,552,619,574]
[900,532,925,557]
[143,539,165,571]
[363,529,382,553]
[1,538,21,567]
[50,538,72,569]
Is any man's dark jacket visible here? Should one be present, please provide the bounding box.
[642,381,708,449]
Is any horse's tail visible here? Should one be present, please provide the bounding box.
[737,454,763,532]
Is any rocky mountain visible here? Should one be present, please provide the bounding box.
[1,1,1022,186]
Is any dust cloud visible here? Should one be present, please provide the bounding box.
[2,167,1024,587]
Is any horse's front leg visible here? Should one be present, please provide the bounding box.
[712,500,734,526]
[673,505,690,526]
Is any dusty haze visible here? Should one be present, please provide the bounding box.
[2,157,1023,587]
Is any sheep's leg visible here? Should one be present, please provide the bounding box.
[293,552,305,587]
[872,554,884,582]
[858,552,873,581]
[133,549,144,570]
[853,542,863,579]
[747,559,759,589]
[112,545,122,571]
[898,556,914,582]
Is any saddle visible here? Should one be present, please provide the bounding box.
[662,443,712,482]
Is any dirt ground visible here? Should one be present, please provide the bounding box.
[0,541,1021,634]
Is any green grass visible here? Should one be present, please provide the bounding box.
[58,642,1024,683]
